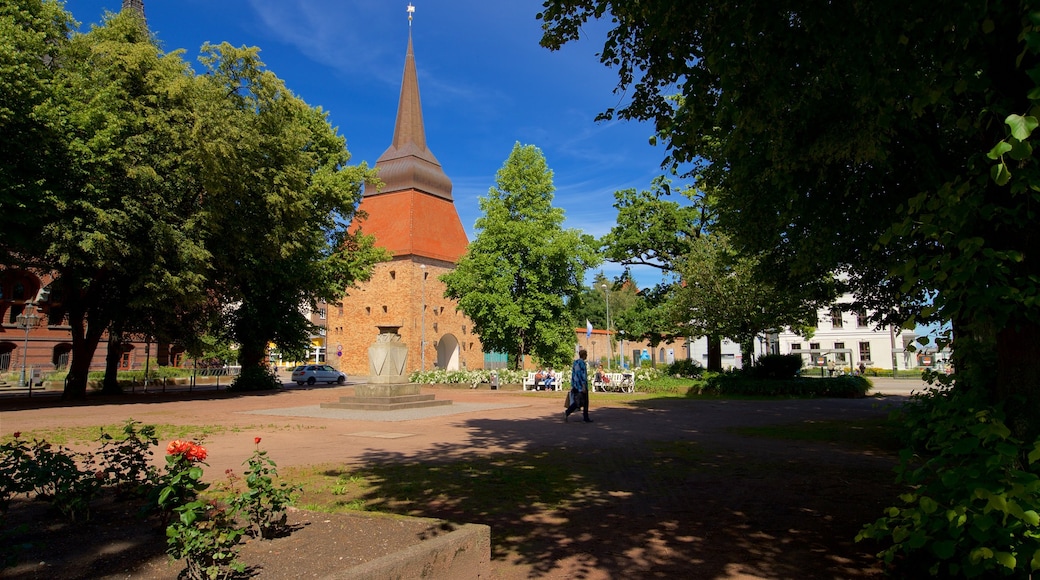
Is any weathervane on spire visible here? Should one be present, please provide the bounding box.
[407,3,415,26]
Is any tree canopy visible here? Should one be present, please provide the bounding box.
[442,143,600,369]
[539,1,1040,430]
[0,2,383,397]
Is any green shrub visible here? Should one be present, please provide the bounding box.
[97,420,160,498]
[749,354,803,380]
[666,359,703,378]
[227,366,280,392]
[0,434,101,522]
[857,386,1040,577]
[704,373,869,398]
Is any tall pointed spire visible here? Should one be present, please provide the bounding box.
[353,5,468,263]
[371,13,453,201]
[122,0,146,21]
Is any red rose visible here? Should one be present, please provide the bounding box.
[12,432,20,438]
[254,436,262,445]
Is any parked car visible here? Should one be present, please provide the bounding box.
[291,364,346,386]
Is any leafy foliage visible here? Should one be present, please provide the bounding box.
[538,0,1040,426]
[858,386,1040,577]
[1,5,386,398]
[0,434,100,522]
[664,358,702,379]
[748,354,804,381]
[671,233,822,364]
[442,143,600,368]
[227,438,301,540]
[703,374,870,398]
[97,420,159,498]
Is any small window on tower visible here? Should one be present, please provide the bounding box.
[382,305,388,313]
[389,270,396,280]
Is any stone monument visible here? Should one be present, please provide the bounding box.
[321,325,451,411]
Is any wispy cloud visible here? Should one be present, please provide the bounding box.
[247,0,396,82]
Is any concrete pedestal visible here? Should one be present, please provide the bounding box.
[321,325,451,411]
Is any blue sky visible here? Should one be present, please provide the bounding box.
[68,0,676,289]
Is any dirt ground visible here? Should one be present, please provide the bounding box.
[0,380,924,579]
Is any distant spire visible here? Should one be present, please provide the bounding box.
[122,0,146,22]
[371,18,453,201]
[407,3,415,26]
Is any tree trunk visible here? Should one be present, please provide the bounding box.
[740,340,755,371]
[63,309,107,400]
[101,324,123,395]
[706,334,723,371]
[996,321,1040,440]
[237,339,266,374]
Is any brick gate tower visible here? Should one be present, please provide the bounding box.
[326,17,483,376]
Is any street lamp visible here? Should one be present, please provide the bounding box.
[420,264,426,371]
[16,302,41,388]
[601,284,612,369]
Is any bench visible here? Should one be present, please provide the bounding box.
[593,372,634,393]
[523,371,561,391]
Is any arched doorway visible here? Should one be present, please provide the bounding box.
[436,334,460,370]
[52,343,72,370]
[0,342,15,372]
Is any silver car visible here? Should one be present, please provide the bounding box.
[291,364,346,386]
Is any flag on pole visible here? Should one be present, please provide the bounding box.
[586,319,593,338]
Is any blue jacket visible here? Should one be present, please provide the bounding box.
[571,358,588,392]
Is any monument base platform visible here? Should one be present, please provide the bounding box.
[321,383,452,411]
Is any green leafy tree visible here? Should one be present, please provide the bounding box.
[599,176,731,367]
[611,282,679,367]
[442,142,600,369]
[0,0,73,260]
[671,233,819,367]
[600,176,706,271]
[539,2,1040,431]
[190,43,387,389]
[5,8,211,399]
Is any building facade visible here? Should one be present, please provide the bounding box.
[776,298,920,372]
[0,270,162,387]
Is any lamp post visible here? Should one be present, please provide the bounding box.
[601,284,612,369]
[16,302,41,388]
[420,264,426,371]
[618,330,625,369]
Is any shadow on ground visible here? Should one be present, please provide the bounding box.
[323,398,905,579]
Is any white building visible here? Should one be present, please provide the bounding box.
[687,336,764,370]
[686,297,927,372]
[777,299,918,372]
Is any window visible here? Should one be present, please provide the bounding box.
[830,309,843,329]
[859,342,871,362]
[834,342,846,362]
[318,308,326,320]
[791,343,802,352]
[857,311,869,328]
[809,342,820,351]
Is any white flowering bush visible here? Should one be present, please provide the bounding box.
[632,366,662,382]
[409,368,528,384]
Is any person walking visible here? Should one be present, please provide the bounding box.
[565,349,592,423]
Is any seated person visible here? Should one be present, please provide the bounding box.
[594,366,610,387]
[534,370,545,390]
[543,370,556,390]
